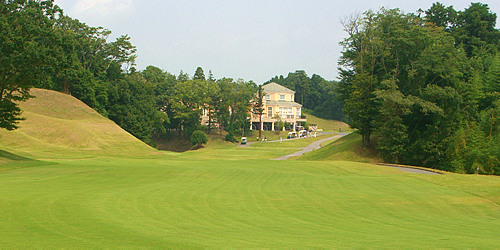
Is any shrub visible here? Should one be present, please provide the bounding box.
[225,132,237,142]
[190,130,208,146]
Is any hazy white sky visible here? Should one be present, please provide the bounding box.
[53,0,499,83]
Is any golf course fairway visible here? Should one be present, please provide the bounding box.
[0,89,499,247]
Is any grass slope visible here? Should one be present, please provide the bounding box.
[300,132,380,163]
[0,90,499,247]
[0,88,155,159]
[304,112,350,132]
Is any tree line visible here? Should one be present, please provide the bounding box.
[142,66,257,143]
[0,0,260,145]
[338,3,499,174]
[265,71,345,121]
[2,1,340,146]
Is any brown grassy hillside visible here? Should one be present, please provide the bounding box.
[0,88,155,159]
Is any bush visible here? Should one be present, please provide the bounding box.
[190,130,208,146]
[225,132,236,142]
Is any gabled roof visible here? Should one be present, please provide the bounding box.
[262,82,294,94]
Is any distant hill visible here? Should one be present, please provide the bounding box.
[0,88,155,160]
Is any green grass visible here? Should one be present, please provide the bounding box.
[300,132,381,163]
[1,157,499,248]
[304,111,350,132]
[0,89,499,247]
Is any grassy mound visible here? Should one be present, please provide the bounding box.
[0,88,154,159]
[304,112,350,132]
[300,132,380,163]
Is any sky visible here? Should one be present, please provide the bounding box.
[53,0,499,84]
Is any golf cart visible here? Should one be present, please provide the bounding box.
[240,137,247,144]
[287,131,297,139]
[299,130,308,137]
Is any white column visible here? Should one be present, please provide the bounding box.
[272,122,275,131]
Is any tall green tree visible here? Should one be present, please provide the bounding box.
[34,14,136,116]
[169,79,205,136]
[205,79,220,134]
[223,79,255,140]
[193,67,205,80]
[453,3,500,58]
[106,73,168,144]
[287,70,310,106]
[207,70,215,82]
[252,85,265,139]
[0,0,61,130]
[338,7,475,171]
[423,2,457,31]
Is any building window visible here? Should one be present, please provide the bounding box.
[265,94,270,100]
[296,108,301,118]
[279,94,285,101]
[279,107,293,119]
[267,107,273,117]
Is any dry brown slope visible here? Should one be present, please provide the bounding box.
[0,88,155,159]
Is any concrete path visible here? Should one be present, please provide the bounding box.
[377,164,441,175]
[243,133,440,175]
[273,132,350,160]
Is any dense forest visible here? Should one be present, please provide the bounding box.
[1,0,498,174]
[338,3,499,174]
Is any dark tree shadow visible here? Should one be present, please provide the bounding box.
[0,149,33,161]
[0,149,56,170]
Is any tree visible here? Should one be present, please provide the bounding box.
[205,79,220,134]
[0,0,61,130]
[338,10,384,146]
[214,78,255,140]
[169,80,205,136]
[253,85,265,139]
[287,70,310,106]
[225,79,255,140]
[208,70,215,82]
[177,70,189,82]
[193,67,205,80]
[31,13,137,117]
[453,3,500,58]
[338,7,482,172]
[142,65,167,84]
[423,2,457,31]
[106,73,168,144]
[190,130,208,147]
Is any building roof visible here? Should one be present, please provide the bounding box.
[262,82,294,94]
[265,100,302,107]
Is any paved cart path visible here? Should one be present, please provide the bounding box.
[272,132,350,160]
[270,134,441,175]
[377,164,442,175]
